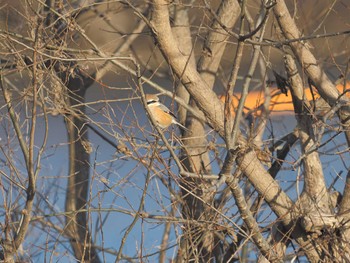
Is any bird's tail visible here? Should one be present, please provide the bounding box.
[174,120,190,132]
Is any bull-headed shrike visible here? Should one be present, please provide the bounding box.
[145,94,188,131]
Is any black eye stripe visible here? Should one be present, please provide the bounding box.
[147,100,157,105]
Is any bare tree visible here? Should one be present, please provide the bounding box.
[0,0,350,262]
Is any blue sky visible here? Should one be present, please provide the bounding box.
[0,80,349,262]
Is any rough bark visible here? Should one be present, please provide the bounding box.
[273,1,350,260]
[60,67,100,262]
[167,1,241,261]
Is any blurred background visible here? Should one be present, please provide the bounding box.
[0,0,349,262]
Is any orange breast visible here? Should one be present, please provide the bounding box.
[149,105,173,128]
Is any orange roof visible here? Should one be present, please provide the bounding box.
[219,82,350,116]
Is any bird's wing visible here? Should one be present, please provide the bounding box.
[158,103,189,131]
[158,103,177,118]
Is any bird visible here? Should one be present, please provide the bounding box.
[145,94,188,130]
